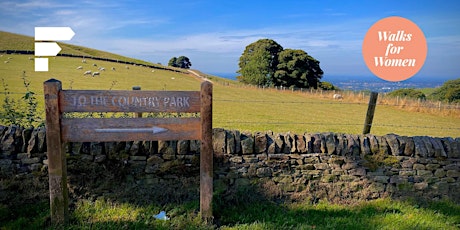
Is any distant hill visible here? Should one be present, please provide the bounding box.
[0,31,170,70]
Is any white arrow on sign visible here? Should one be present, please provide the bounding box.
[35,42,62,56]
[35,27,75,41]
[94,126,168,134]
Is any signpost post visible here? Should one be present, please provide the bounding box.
[44,78,213,224]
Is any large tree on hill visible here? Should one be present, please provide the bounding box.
[168,56,192,69]
[237,39,283,86]
[274,49,324,88]
[430,78,460,103]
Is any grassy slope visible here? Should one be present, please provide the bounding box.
[1,32,459,137]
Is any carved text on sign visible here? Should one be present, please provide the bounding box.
[70,95,190,108]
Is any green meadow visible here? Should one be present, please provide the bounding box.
[1,30,459,137]
[1,53,459,137]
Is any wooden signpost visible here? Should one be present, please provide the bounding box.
[44,78,213,224]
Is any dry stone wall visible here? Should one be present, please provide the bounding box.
[1,125,459,205]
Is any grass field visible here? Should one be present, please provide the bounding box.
[1,53,459,137]
[1,31,459,137]
[1,198,459,229]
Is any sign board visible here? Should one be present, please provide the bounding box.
[44,79,213,224]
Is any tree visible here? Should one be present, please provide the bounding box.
[168,57,178,67]
[237,39,283,86]
[273,49,323,88]
[168,56,192,69]
[430,78,460,103]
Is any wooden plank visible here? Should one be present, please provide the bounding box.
[199,81,213,219]
[44,79,69,224]
[59,90,201,113]
[61,117,201,142]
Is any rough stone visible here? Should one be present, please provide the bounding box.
[296,134,307,153]
[177,140,189,155]
[213,128,226,155]
[21,157,40,164]
[190,140,200,153]
[360,135,371,156]
[446,170,460,178]
[256,167,272,177]
[441,137,459,158]
[241,133,254,155]
[430,138,447,158]
[254,132,267,154]
[421,136,435,157]
[324,133,336,154]
[368,134,380,154]
[413,136,427,157]
[385,134,400,156]
[376,136,389,155]
[312,133,322,153]
[373,176,389,183]
[226,130,236,154]
[401,136,415,156]
[414,182,428,190]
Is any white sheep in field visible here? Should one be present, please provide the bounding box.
[28,57,33,60]
[82,59,86,63]
[125,66,129,69]
[111,67,116,71]
[4,61,9,64]
[76,66,83,70]
[99,67,105,71]
[83,70,92,75]
[92,72,100,77]
[333,94,343,100]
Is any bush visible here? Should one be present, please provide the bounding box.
[0,74,42,127]
[430,78,460,103]
[387,88,426,100]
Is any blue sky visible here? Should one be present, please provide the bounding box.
[0,0,459,80]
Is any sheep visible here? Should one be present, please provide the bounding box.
[76,66,83,70]
[93,63,97,67]
[92,72,100,77]
[151,70,155,73]
[83,70,92,76]
[4,61,9,64]
[111,67,116,71]
[125,66,129,69]
[333,94,343,100]
[7,57,12,60]
[82,59,86,63]
[99,67,105,71]
[28,57,33,60]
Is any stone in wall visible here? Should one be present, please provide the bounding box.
[177,140,189,155]
[21,127,33,153]
[254,132,267,154]
[212,128,226,155]
[27,127,41,155]
[324,133,336,155]
[385,134,400,156]
[441,137,459,158]
[240,132,254,155]
[1,125,22,155]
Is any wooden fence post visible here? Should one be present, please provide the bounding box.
[44,79,68,224]
[200,81,213,220]
[363,92,378,134]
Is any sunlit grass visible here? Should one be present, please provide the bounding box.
[1,198,458,229]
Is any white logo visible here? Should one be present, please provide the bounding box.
[34,27,75,71]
